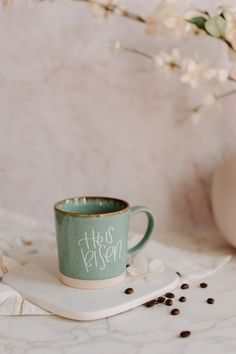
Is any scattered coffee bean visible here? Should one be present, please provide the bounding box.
[170,308,180,316]
[200,282,208,288]
[165,292,175,298]
[157,296,165,303]
[181,283,189,290]
[165,299,173,306]
[179,296,186,302]
[179,331,191,338]
[150,299,158,305]
[207,298,215,304]
[144,300,156,307]
[176,271,181,277]
[124,287,134,294]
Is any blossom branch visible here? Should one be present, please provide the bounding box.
[191,88,236,117]
[114,42,236,118]
[74,0,146,23]
[76,0,236,53]
[10,0,236,55]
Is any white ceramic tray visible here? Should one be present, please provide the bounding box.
[3,241,179,321]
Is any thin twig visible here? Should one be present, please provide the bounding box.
[192,88,236,114]
[74,0,147,23]
[215,88,236,100]
[223,38,236,53]
[120,45,153,60]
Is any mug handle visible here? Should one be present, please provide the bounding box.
[127,206,155,261]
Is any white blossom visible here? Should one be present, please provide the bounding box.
[146,0,199,37]
[205,68,229,83]
[153,48,230,89]
[180,58,208,88]
[89,0,113,23]
[154,48,180,72]
[114,1,125,16]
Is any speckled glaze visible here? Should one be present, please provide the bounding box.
[54,197,155,288]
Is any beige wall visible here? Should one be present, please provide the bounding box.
[1,1,236,232]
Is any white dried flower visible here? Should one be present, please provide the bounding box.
[146,0,199,37]
[153,47,230,90]
[154,48,180,72]
[180,58,208,88]
[114,1,125,16]
[90,5,107,22]
[205,68,229,83]
[127,254,165,280]
[89,0,113,23]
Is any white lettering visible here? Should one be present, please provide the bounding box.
[77,227,123,273]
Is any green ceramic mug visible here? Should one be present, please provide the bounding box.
[54,196,155,289]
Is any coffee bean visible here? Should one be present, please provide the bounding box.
[126,264,130,268]
[165,299,173,306]
[181,283,189,290]
[124,287,134,294]
[179,331,191,338]
[170,308,180,316]
[157,296,165,303]
[207,298,215,304]
[149,299,158,305]
[179,296,186,302]
[144,300,156,307]
[176,271,181,277]
[200,282,208,288]
[165,292,175,298]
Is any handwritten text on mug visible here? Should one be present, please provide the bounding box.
[77,226,122,273]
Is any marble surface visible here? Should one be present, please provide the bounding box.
[1,0,236,231]
[0,208,236,353]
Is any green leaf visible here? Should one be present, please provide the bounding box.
[205,15,226,38]
[187,16,207,30]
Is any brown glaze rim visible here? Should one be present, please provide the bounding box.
[54,196,130,217]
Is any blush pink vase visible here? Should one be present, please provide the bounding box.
[212,152,236,248]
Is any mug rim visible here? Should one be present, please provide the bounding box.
[54,196,130,217]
